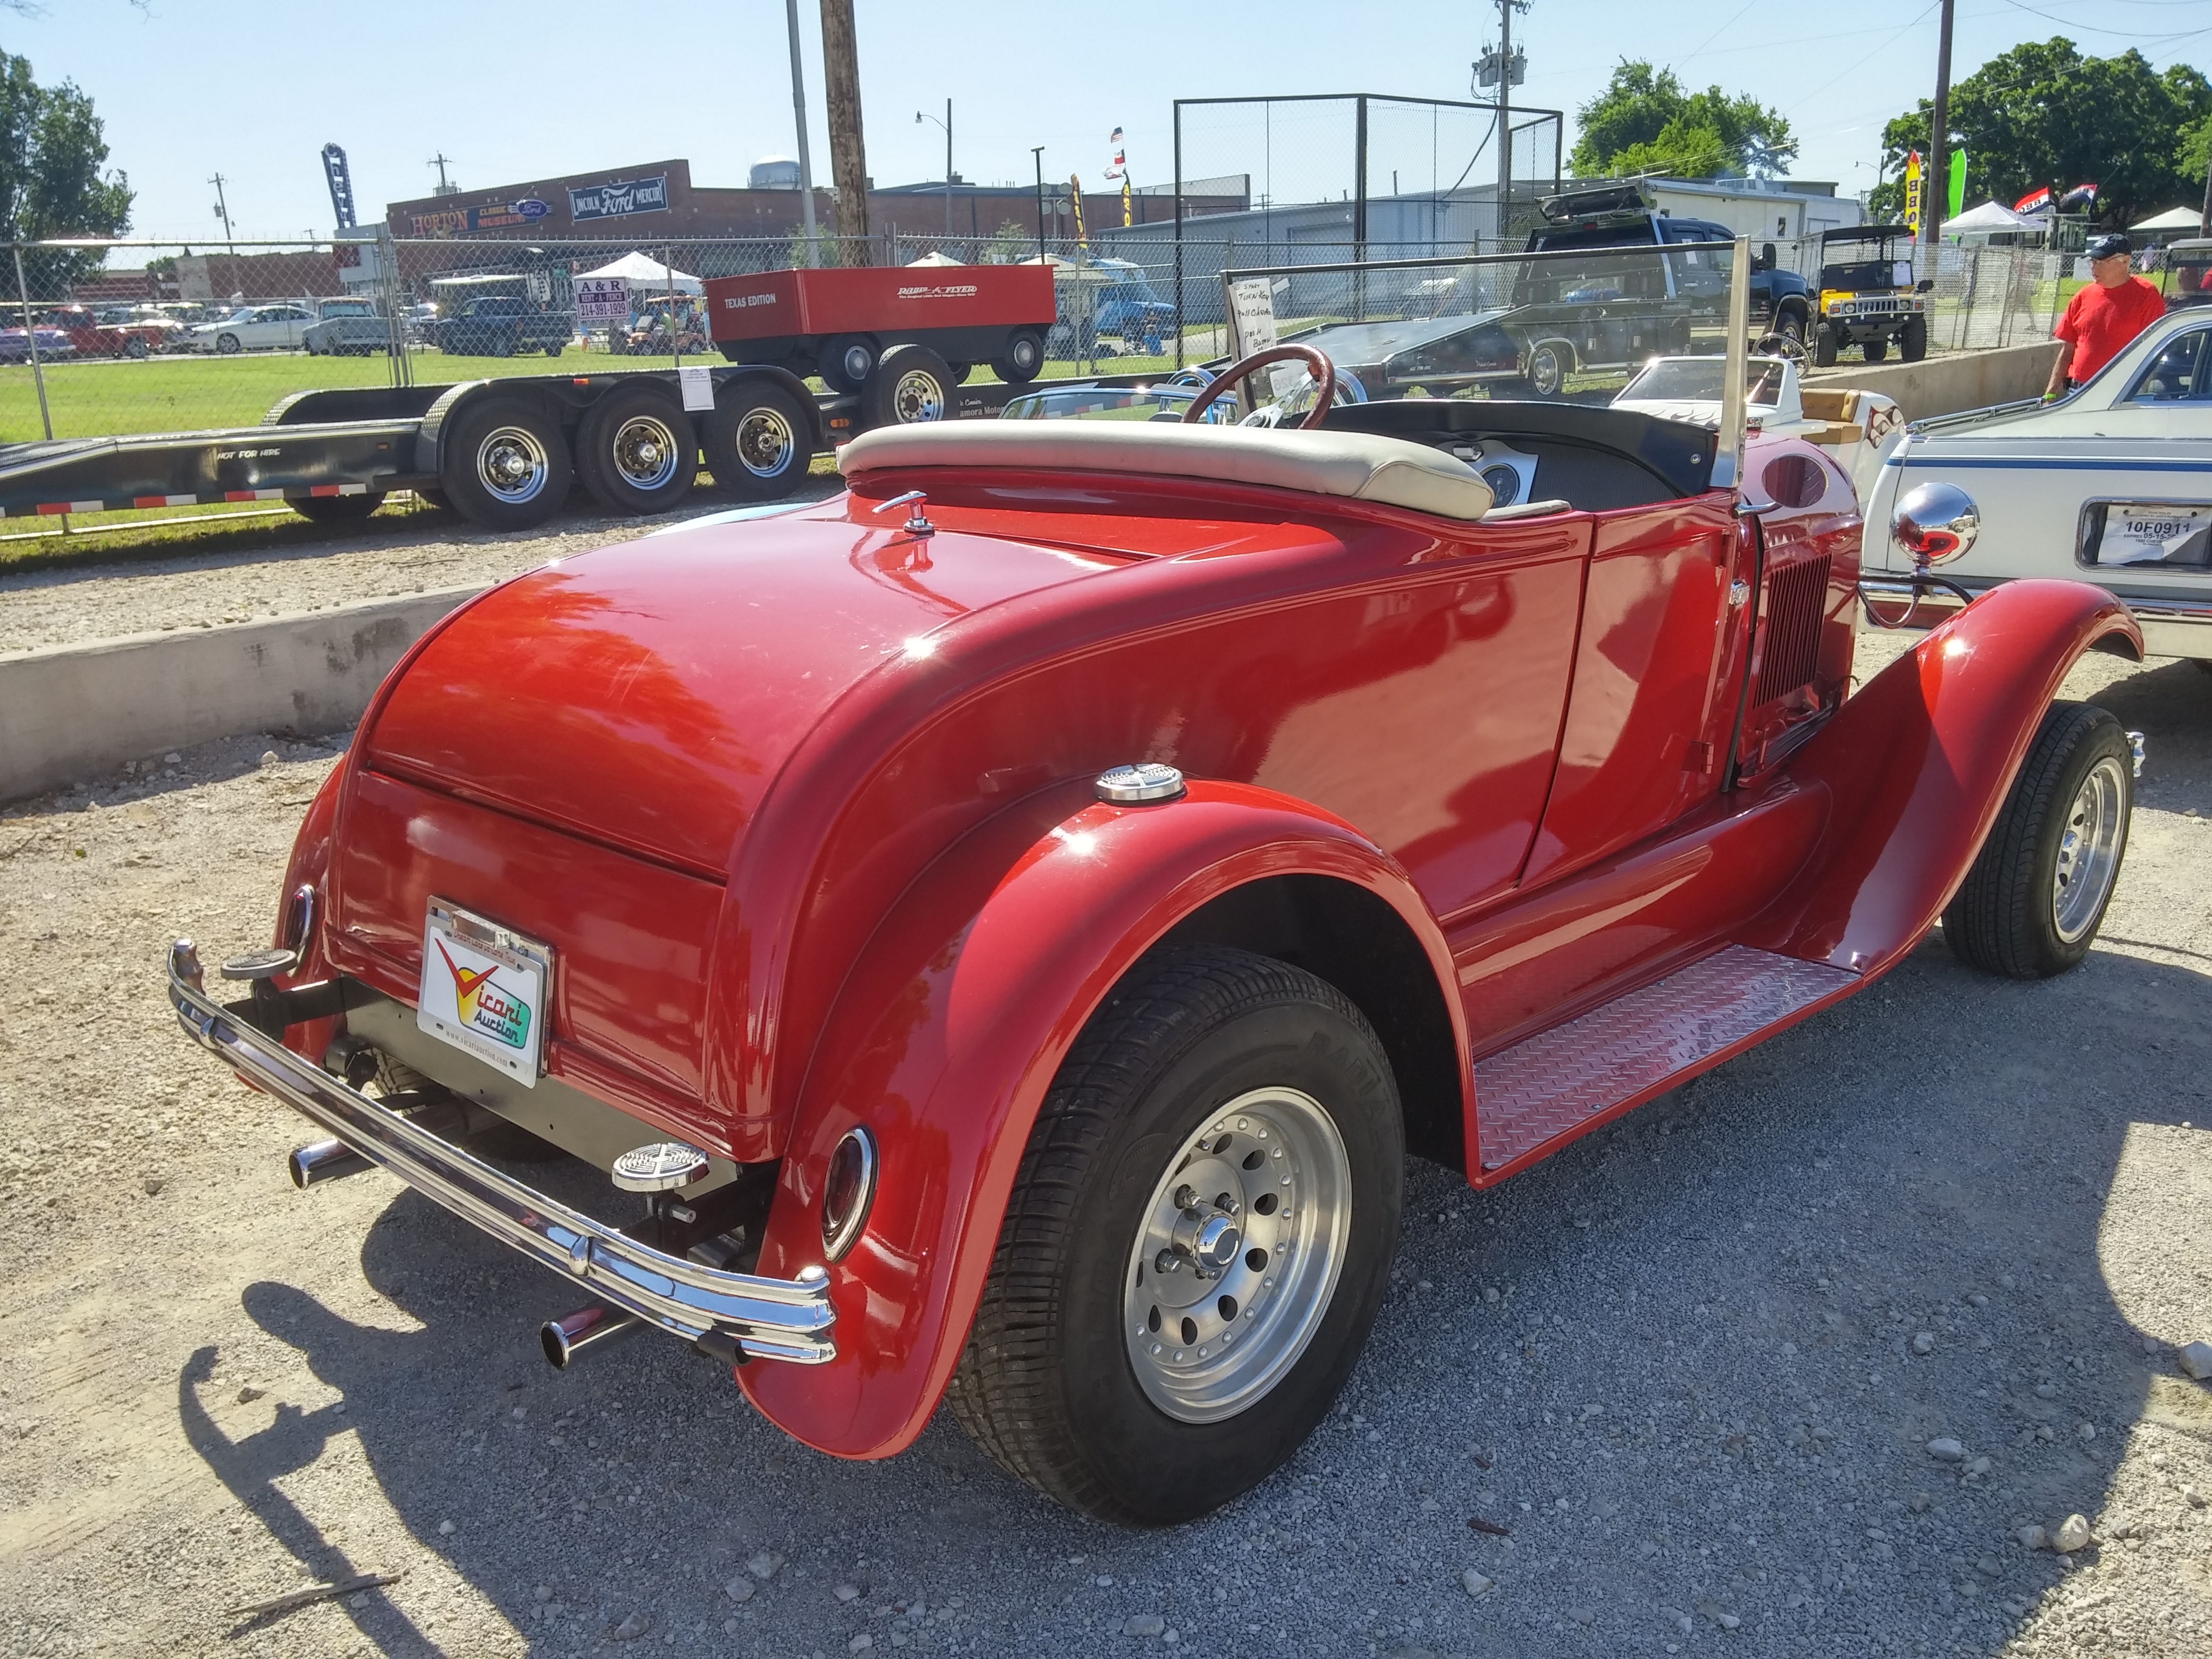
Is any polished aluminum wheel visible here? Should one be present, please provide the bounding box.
[475,425,551,504]
[889,367,945,423]
[609,414,680,490]
[1122,1086,1351,1424]
[734,407,795,477]
[2052,753,2128,944]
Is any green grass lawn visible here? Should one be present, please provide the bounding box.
[0,347,710,442]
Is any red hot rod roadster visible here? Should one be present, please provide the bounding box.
[171,282,2146,1524]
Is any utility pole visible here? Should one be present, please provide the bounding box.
[917,100,952,237]
[819,0,871,263]
[208,173,234,253]
[783,0,821,266]
[1478,0,1529,248]
[428,153,457,196]
[1034,146,1048,262]
[1925,0,1955,258]
[2200,141,2211,237]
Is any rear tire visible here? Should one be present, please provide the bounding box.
[288,492,386,525]
[862,342,954,428]
[819,334,877,394]
[989,328,1045,384]
[440,397,571,531]
[1943,702,2133,979]
[947,945,1403,1524]
[701,380,812,501]
[576,384,697,515]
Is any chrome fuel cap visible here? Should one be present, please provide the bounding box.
[1095,763,1186,804]
[611,1141,711,1193]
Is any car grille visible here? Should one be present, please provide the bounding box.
[1755,555,1831,706]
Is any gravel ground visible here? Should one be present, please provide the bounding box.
[0,638,2208,1659]
[0,475,847,655]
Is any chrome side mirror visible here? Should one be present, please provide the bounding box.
[1891,481,1980,570]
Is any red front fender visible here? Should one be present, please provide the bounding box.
[738,779,1463,1458]
[1751,579,2140,972]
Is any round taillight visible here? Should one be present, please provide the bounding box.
[820,1127,877,1261]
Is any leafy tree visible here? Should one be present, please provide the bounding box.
[980,218,1032,264]
[0,48,132,296]
[1871,39,2212,228]
[1571,61,1798,180]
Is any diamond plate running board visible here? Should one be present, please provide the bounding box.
[1472,945,1856,1172]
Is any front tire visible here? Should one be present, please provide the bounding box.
[819,333,877,393]
[439,397,571,531]
[1813,322,1839,368]
[1943,702,2133,979]
[1899,316,1928,362]
[216,332,241,355]
[948,945,1403,1525]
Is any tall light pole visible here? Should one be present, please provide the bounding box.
[1033,146,1048,262]
[917,100,953,237]
[783,0,821,266]
[1477,0,1529,247]
[1925,0,1955,257]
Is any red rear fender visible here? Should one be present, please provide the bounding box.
[737,779,1462,1459]
[1750,579,2140,973]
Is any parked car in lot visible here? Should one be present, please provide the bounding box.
[303,300,396,357]
[1862,306,2212,661]
[170,323,2145,1527]
[428,294,573,358]
[0,319,74,362]
[48,305,180,358]
[188,303,317,354]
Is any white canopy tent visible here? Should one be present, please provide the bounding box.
[574,251,703,295]
[905,249,965,266]
[1942,200,2040,236]
[2132,206,2206,235]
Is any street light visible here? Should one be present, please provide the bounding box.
[916,100,952,238]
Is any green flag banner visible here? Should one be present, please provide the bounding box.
[1947,150,1967,221]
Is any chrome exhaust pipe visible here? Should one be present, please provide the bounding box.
[541,1304,643,1369]
[289,1137,372,1188]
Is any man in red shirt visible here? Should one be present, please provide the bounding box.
[2047,232,2166,398]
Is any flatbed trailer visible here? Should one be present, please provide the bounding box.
[0,362,1159,535]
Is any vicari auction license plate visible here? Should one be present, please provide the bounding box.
[2102,502,2212,568]
[416,900,552,1085]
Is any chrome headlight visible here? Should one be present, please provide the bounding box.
[1891,482,1980,568]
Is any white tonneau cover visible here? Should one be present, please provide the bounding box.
[837,420,1496,522]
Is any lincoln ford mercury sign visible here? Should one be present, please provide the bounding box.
[569,175,669,221]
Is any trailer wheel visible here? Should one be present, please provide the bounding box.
[820,334,878,394]
[289,491,386,525]
[1525,340,1570,398]
[864,343,954,428]
[1899,316,1928,362]
[991,329,1045,384]
[575,384,698,515]
[701,381,811,501]
[441,397,571,530]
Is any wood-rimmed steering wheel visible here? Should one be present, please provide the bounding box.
[1179,343,1338,429]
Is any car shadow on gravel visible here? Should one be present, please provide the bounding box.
[168,942,2212,1657]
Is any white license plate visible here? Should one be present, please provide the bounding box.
[2104,503,2212,568]
[416,900,552,1086]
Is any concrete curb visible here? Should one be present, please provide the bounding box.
[0,584,486,803]
[1804,339,2062,424]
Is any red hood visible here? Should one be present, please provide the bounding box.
[363,500,1131,874]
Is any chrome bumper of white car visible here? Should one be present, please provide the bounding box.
[166,940,836,1366]
[1859,579,2212,659]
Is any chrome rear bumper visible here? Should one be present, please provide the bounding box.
[167,941,834,1365]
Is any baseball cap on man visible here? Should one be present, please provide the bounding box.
[2087,232,2132,261]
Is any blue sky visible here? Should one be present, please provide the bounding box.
[9,0,2212,243]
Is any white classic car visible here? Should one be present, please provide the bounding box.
[1862,307,2212,662]
[1611,355,1904,504]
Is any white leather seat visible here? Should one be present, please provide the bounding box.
[838,419,1496,522]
